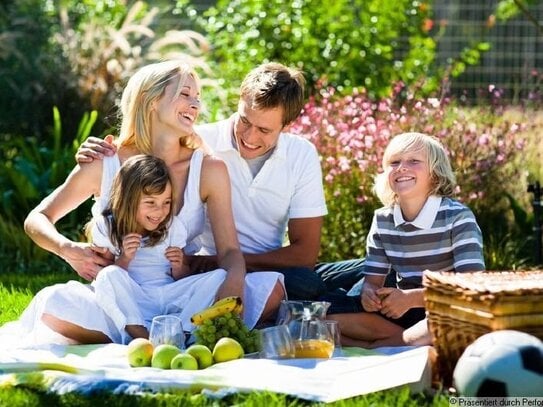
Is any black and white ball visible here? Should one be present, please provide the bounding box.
[453,330,543,396]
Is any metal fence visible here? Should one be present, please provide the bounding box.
[434,0,543,102]
[186,0,542,102]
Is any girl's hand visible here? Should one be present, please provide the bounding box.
[376,287,410,319]
[166,246,190,279]
[118,233,142,265]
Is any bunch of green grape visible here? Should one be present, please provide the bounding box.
[194,312,260,353]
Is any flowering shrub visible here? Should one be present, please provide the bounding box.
[290,85,533,264]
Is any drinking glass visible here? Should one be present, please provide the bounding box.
[292,319,334,358]
[325,320,342,357]
[149,315,185,350]
[258,325,295,359]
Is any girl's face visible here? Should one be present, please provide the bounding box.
[153,75,201,135]
[386,147,432,202]
[135,183,172,233]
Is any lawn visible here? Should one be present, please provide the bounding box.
[0,273,451,406]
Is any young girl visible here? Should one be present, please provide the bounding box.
[328,132,486,347]
[90,154,196,341]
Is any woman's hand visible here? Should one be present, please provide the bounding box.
[215,269,245,300]
[60,242,113,281]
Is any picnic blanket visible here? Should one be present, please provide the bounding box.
[0,343,433,402]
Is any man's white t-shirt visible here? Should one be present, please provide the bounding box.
[189,115,327,255]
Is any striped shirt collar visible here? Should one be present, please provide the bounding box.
[393,195,443,229]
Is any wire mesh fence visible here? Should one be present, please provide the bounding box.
[434,0,543,102]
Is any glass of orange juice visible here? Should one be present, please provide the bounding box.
[294,338,334,358]
[292,320,334,358]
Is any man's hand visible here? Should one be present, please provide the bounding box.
[75,135,117,163]
[184,254,219,273]
[61,243,113,281]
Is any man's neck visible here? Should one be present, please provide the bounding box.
[231,133,274,177]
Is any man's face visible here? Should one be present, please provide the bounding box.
[233,98,284,159]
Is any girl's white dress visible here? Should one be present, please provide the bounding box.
[1,150,283,346]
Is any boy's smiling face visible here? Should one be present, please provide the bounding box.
[386,147,432,202]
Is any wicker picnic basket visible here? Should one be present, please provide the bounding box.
[423,270,543,386]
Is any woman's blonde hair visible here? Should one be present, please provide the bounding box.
[118,60,200,153]
[374,132,456,206]
[105,154,172,251]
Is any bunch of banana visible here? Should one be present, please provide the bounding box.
[191,296,243,325]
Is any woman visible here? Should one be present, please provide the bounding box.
[16,60,285,345]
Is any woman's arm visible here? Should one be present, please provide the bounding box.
[199,155,246,300]
[24,160,112,280]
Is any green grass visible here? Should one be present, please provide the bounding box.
[0,273,451,406]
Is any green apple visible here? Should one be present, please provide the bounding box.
[127,337,154,367]
[186,344,214,369]
[170,352,199,370]
[151,344,181,369]
[212,337,244,363]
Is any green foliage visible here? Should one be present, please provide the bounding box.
[0,108,99,272]
[0,108,97,225]
[0,0,67,139]
[0,0,214,141]
[320,174,379,262]
[182,0,437,112]
[495,0,543,21]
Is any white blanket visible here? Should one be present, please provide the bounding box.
[0,344,433,402]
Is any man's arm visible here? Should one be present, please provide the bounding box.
[244,216,323,271]
[185,216,323,273]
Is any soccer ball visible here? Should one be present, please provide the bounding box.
[453,330,543,396]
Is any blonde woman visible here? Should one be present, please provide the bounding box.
[14,60,285,345]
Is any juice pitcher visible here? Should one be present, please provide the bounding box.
[276,300,334,358]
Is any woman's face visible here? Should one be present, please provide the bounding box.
[135,183,172,233]
[153,75,201,135]
[386,146,432,202]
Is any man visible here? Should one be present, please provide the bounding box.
[78,62,365,301]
